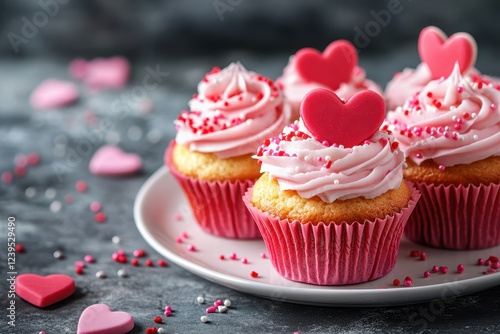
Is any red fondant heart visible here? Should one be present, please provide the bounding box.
[295,40,358,91]
[15,274,75,308]
[77,304,134,334]
[418,26,477,80]
[300,89,385,148]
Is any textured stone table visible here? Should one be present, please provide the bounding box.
[1,49,499,334]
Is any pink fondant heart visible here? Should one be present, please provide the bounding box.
[30,79,79,109]
[89,145,142,176]
[418,26,477,80]
[295,40,358,91]
[84,56,130,90]
[15,274,75,308]
[77,304,134,334]
[300,89,385,148]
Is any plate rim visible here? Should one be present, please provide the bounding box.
[134,166,500,307]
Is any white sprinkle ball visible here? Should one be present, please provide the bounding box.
[25,187,36,198]
[117,269,127,277]
[473,135,479,141]
[53,250,64,259]
[50,201,62,213]
[201,315,209,323]
[334,180,340,185]
[157,328,165,334]
[197,296,205,304]
[218,305,228,313]
[112,236,121,244]
[325,155,331,161]
[45,187,57,199]
[223,299,231,307]
[96,271,106,278]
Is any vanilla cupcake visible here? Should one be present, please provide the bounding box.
[277,40,382,120]
[385,64,500,249]
[244,89,419,285]
[385,26,500,110]
[165,62,287,239]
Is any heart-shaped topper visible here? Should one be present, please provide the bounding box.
[300,89,385,148]
[77,304,134,334]
[418,26,477,80]
[89,145,143,176]
[295,40,358,91]
[15,274,75,308]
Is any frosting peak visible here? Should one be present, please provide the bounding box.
[175,62,287,159]
[385,64,500,167]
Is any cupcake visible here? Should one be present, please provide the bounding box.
[243,89,419,285]
[276,40,382,121]
[165,62,287,239]
[385,26,500,110]
[384,63,500,249]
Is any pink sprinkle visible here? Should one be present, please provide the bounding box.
[64,194,74,203]
[14,166,26,177]
[491,104,496,110]
[438,165,445,171]
[181,232,189,238]
[432,266,439,273]
[112,252,119,260]
[457,86,463,93]
[457,264,465,273]
[117,249,125,256]
[165,305,172,311]
[39,332,47,334]
[75,261,85,268]
[260,253,267,259]
[403,279,412,287]
[164,309,172,317]
[439,266,448,274]
[75,180,88,192]
[420,252,427,261]
[133,249,146,257]
[316,157,322,162]
[173,213,182,221]
[424,271,430,278]
[84,255,95,263]
[485,260,492,266]
[206,306,217,313]
[90,201,101,212]
[175,237,183,243]
[187,245,196,252]
[14,154,28,167]
[478,258,484,265]
[230,253,237,260]
[1,171,13,184]
[491,261,500,270]
[241,258,248,264]
[214,300,223,307]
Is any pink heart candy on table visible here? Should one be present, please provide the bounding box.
[15,273,75,308]
[77,304,134,334]
[418,26,477,80]
[89,145,142,176]
[295,40,358,91]
[300,89,385,148]
[30,79,79,109]
[84,56,130,90]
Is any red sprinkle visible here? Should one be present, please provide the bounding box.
[157,259,168,267]
[439,266,448,274]
[95,212,107,223]
[405,276,413,282]
[485,260,492,266]
[393,279,400,286]
[230,253,237,260]
[153,316,163,324]
[75,267,84,275]
[219,255,225,260]
[14,166,26,177]
[420,252,427,261]
[75,180,88,192]
[403,279,412,287]
[488,256,499,263]
[477,258,484,265]
[424,271,430,278]
[131,258,139,266]
[457,264,465,273]
[410,250,420,257]
[145,259,153,267]
[146,328,158,334]
[432,266,439,273]
[133,249,146,257]
[491,262,500,270]
[187,245,196,252]
[1,171,13,184]
[15,244,25,253]
[250,271,259,278]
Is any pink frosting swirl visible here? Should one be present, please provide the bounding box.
[254,120,405,203]
[276,55,382,119]
[175,62,287,159]
[385,64,500,167]
[384,63,499,111]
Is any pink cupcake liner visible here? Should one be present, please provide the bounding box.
[165,142,261,239]
[404,182,500,250]
[243,185,420,285]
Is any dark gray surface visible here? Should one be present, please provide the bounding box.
[1,50,500,334]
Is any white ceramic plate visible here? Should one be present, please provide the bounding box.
[134,167,500,307]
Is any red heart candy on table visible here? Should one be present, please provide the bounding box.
[15,274,75,308]
[295,40,358,91]
[300,89,385,148]
[77,304,134,334]
[418,26,477,80]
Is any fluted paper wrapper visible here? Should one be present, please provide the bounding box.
[243,186,420,285]
[404,182,500,250]
[166,142,260,239]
